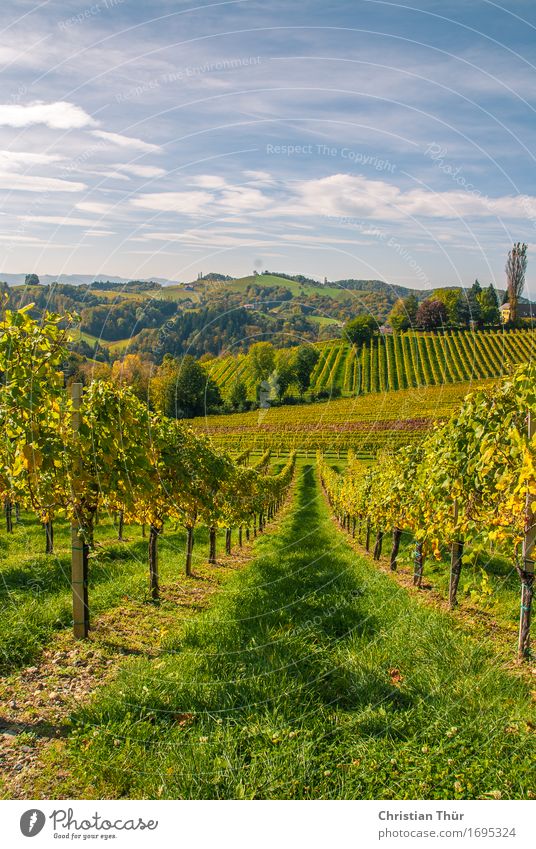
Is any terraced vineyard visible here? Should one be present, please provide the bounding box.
[191,379,494,457]
[205,328,535,400]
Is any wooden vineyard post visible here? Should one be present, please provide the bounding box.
[71,382,89,639]
[44,520,54,554]
[5,498,13,533]
[208,526,217,564]
[373,530,384,560]
[117,509,124,541]
[149,524,159,601]
[413,540,424,587]
[518,411,535,660]
[365,519,371,551]
[449,539,464,608]
[448,499,464,608]
[185,526,194,576]
[390,527,402,571]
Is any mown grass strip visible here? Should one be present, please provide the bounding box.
[46,466,535,801]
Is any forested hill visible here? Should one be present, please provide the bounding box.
[0,271,512,363]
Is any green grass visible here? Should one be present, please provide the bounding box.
[52,466,533,800]
[0,513,226,675]
[308,315,341,327]
[345,517,522,635]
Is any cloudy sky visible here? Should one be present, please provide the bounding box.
[1,0,535,291]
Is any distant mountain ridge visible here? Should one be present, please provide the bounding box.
[0,273,178,287]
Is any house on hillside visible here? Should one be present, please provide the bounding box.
[500,302,535,323]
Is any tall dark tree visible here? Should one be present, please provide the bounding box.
[505,242,528,323]
[415,298,448,331]
[479,284,500,326]
[388,294,418,332]
[247,342,276,397]
[274,351,296,400]
[228,378,248,411]
[151,355,221,418]
[467,280,483,327]
[294,345,319,395]
[24,273,40,286]
[343,314,377,347]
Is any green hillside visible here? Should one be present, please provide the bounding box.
[206,327,535,401]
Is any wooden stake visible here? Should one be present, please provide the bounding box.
[149,524,159,600]
[5,498,13,533]
[208,526,216,563]
[185,526,194,576]
[373,530,384,560]
[449,540,464,608]
[390,527,402,571]
[44,520,54,554]
[518,411,535,659]
[413,540,424,587]
[70,382,89,639]
[449,500,464,608]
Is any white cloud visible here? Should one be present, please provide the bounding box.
[243,170,274,184]
[220,186,271,212]
[76,201,112,215]
[19,215,101,226]
[0,234,58,245]
[130,191,211,214]
[91,130,161,153]
[190,175,227,188]
[130,179,271,217]
[0,101,95,129]
[0,173,85,192]
[141,229,280,249]
[86,169,131,182]
[0,151,61,167]
[116,164,166,178]
[280,233,358,245]
[288,174,536,223]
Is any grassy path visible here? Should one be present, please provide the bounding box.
[19,466,535,800]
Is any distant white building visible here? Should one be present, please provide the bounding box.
[500,302,534,322]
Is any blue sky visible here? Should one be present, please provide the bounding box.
[1,0,535,292]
